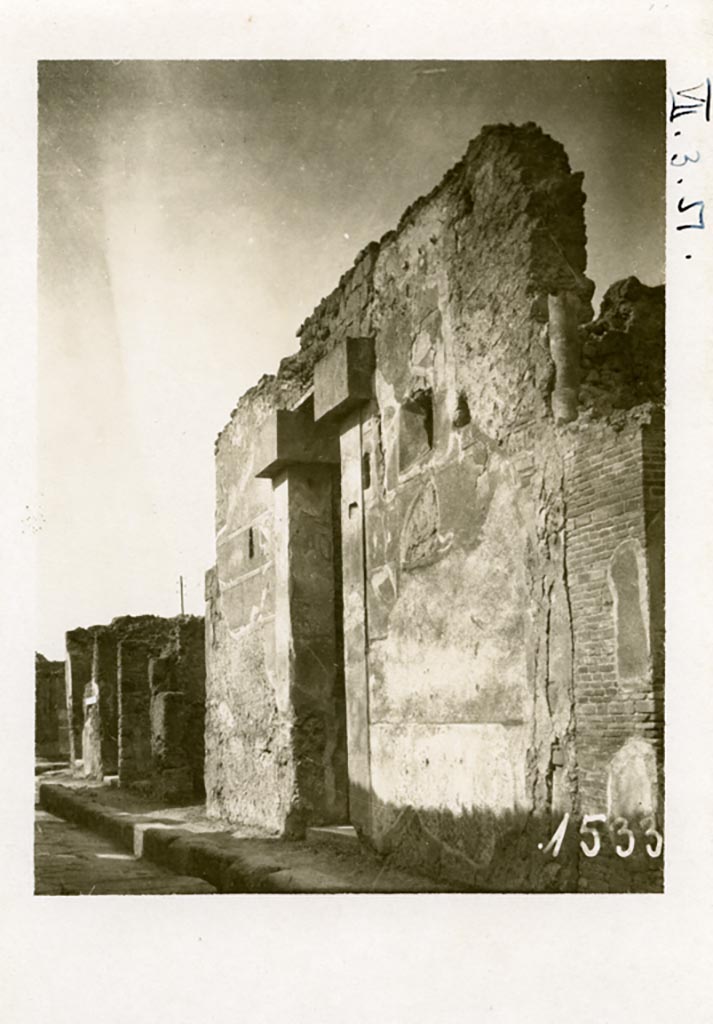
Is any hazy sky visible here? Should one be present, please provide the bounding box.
[37,60,665,657]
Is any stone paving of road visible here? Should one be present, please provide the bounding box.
[34,807,217,895]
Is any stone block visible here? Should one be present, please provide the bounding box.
[222,851,285,893]
[313,336,375,423]
[180,839,245,890]
[254,397,340,478]
[265,867,349,893]
[136,827,182,864]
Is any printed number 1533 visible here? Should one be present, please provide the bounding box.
[540,813,663,859]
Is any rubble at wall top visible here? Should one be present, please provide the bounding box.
[215,121,663,448]
[65,614,204,644]
[578,276,664,417]
[35,651,64,668]
[293,121,578,346]
[217,121,588,444]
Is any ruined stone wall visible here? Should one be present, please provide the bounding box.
[564,411,664,892]
[78,626,119,780]
[643,412,665,722]
[172,616,207,797]
[566,414,663,809]
[149,616,206,802]
[295,123,593,889]
[61,614,206,800]
[35,653,68,759]
[114,616,195,793]
[71,616,171,782]
[118,637,154,786]
[65,629,94,765]
[90,628,119,777]
[209,122,664,890]
[206,381,292,830]
[207,384,350,833]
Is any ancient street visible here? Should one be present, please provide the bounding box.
[34,806,216,895]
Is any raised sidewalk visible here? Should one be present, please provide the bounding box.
[38,777,453,894]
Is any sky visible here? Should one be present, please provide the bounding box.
[37,60,665,658]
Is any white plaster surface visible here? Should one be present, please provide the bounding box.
[369,722,529,817]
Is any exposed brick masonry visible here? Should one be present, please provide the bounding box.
[202,122,664,892]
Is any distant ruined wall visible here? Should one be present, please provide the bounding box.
[90,628,119,777]
[65,629,94,765]
[118,637,154,786]
[149,616,207,802]
[62,615,206,802]
[207,123,664,891]
[116,616,206,800]
[35,653,69,759]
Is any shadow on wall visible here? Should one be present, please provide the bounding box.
[202,786,663,893]
[351,784,663,893]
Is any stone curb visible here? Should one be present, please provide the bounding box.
[35,762,69,776]
[40,782,141,849]
[37,783,380,894]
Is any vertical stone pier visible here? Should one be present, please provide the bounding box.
[118,638,152,787]
[35,653,69,760]
[64,628,94,766]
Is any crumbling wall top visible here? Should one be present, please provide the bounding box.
[35,651,64,669]
[215,373,277,451]
[579,276,664,417]
[215,121,598,453]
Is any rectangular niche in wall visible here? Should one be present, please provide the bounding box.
[608,538,651,690]
[399,389,434,474]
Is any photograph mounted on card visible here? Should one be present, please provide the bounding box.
[35,59,665,894]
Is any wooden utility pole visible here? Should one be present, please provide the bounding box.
[179,575,185,616]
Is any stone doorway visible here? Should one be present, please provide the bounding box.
[311,337,377,836]
[255,395,352,831]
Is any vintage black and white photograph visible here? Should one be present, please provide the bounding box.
[32,59,669,896]
[3,0,713,1017]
